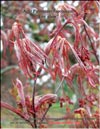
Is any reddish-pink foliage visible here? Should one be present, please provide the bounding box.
[1,1,99,128]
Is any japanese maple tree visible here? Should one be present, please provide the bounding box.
[1,1,100,128]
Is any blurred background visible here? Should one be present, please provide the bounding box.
[1,1,99,128]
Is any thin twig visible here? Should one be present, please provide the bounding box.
[32,66,44,128]
[39,104,52,128]
[55,77,65,94]
[32,78,37,128]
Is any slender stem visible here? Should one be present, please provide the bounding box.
[55,77,65,94]
[39,104,52,127]
[32,67,43,128]
[32,78,37,128]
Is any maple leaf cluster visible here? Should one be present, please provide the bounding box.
[1,1,100,128]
